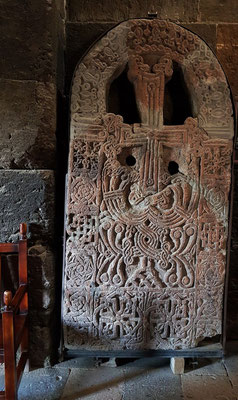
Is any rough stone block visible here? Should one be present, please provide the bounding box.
[0,0,57,81]
[182,23,216,52]
[148,0,199,22]
[30,310,55,327]
[0,80,56,169]
[217,24,238,98]
[199,0,238,23]
[170,358,185,375]
[30,326,55,367]
[101,358,117,367]
[68,0,199,22]
[18,367,69,400]
[0,170,55,245]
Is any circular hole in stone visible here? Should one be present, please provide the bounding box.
[126,155,136,166]
[168,161,179,175]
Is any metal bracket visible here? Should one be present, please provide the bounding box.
[148,11,158,18]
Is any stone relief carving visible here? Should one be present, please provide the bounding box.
[71,19,233,138]
[63,19,234,350]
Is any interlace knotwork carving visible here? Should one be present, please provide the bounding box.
[64,19,234,351]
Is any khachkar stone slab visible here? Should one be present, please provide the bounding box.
[63,19,234,351]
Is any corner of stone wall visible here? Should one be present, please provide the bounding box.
[0,0,66,367]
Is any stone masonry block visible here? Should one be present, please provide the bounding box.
[199,0,238,23]
[0,80,56,168]
[147,0,199,22]
[30,310,55,328]
[0,80,56,169]
[216,24,238,99]
[0,0,57,81]
[68,0,199,23]
[0,170,55,245]
[182,23,216,52]
[30,325,55,367]
[170,357,185,375]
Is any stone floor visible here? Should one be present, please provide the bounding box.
[3,342,238,399]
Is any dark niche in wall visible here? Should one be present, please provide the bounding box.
[164,62,193,125]
[108,64,141,124]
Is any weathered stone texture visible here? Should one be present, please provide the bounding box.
[0,0,57,81]
[0,0,61,368]
[63,20,234,350]
[199,0,238,23]
[182,23,216,52]
[30,326,55,367]
[68,0,199,22]
[0,170,55,245]
[216,24,238,99]
[30,310,55,328]
[0,80,56,169]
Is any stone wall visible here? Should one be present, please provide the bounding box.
[0,0,65,366]
[0,0,238,367]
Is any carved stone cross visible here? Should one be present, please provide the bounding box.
[63,19,234,351]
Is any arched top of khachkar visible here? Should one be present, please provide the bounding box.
[63,19,235,351]
[71,19,234,140]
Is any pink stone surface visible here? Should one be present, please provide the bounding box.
[63,19,234,350]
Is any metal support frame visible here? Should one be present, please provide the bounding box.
[64,342,224,360]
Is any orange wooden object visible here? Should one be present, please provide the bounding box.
[0,224,28,400]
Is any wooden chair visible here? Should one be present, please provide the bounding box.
[0,223,28,400]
